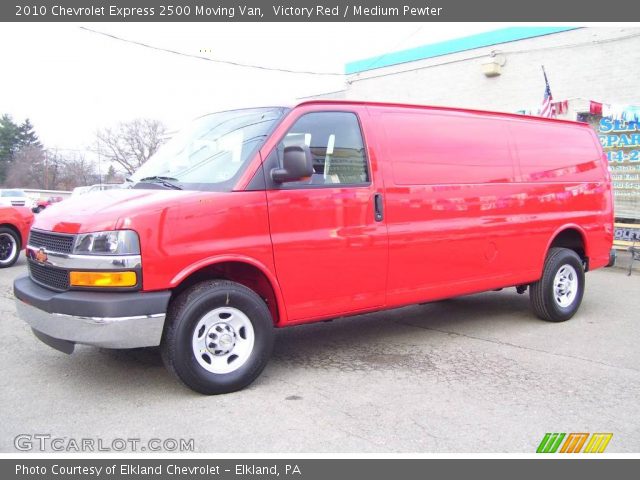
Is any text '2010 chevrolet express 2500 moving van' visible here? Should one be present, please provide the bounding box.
[14,101,613,394]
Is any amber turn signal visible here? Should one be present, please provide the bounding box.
[69,271,137,287]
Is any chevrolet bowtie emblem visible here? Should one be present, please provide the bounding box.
[34,248,48,264]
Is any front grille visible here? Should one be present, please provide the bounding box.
[28,261,70,291]
[29,230,75,254]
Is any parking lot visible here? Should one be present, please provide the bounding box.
[1,254,639,453]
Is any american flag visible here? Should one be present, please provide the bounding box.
[539,66,556,118]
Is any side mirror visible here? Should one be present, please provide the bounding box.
[271,145,314,183]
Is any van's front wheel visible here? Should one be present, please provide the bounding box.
[161,280,274,394]
[530,247,585,322]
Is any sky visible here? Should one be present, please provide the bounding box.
[0,22,503,156]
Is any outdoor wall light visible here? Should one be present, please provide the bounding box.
[482,51,507,77]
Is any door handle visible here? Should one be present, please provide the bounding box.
[374,193,384,222]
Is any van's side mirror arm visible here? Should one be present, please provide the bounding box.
[271,145,314,183]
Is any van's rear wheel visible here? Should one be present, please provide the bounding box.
[530,247,585,322]
[161,280,274,394]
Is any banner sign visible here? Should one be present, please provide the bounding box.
[614,222,640,247]
[597,117,640,221]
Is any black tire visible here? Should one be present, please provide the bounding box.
[0,226,21,268]
[530,247,585,322]
[160,280,274,395]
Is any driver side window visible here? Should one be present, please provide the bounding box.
[276,111,369,186]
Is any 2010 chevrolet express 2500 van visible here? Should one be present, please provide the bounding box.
[14,101,613,394]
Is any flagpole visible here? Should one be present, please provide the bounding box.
[539,65,556,118]
[541,65,550,93]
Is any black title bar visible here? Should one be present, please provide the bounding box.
[4,459,640,480]
[3,0,640,22]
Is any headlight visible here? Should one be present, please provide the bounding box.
[73,230,140,255]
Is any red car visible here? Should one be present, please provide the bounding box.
[33,196,63,213]
[14,101,613,394]
[0,206,34,268]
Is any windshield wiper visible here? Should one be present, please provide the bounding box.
[138,176,183,190]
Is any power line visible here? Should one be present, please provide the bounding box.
[79,26,344,77]
[362,25,425,71]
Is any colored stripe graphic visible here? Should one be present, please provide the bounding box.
[536,433,566,453]
[345,27,578,74]
[583,433,613,453]
[560,433,589,453]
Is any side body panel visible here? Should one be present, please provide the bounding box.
[511,121,613,270]
[369,104,612,307]
[124,191,276,294]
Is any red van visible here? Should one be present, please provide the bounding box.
[14,101,613,394]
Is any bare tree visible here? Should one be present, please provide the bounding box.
[4,146,48,188]
[96,119,166,175]
[4,147,98,190]
[57,153,97,190]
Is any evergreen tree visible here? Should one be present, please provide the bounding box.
[0,115,43,185]
[106,164,117,182]
[18,118,42,149]
[0,114,20,159]
[0,114,21,184]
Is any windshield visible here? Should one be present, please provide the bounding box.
[1,190,25,197]
[130,107,288,191]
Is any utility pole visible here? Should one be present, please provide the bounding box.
[96,143,103,184]
[43,150,48,189]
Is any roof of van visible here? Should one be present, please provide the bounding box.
[295,99,591,128]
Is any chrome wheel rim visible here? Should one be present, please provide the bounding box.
[553,264,578,308]
[192,307,255,374]
[0,233,17,265]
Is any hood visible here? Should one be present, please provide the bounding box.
[33,188,213,234]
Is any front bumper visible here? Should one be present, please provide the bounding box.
[14,275,171,353]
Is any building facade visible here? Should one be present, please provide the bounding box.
[312,27,640,244]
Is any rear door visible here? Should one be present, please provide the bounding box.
[264,108,388,323]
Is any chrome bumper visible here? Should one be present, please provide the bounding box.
[16,298,165,351]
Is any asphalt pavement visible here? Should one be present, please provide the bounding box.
[1,253,639,453]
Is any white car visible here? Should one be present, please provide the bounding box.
[71,184,125,196]
[0,189,36,210]
[86,183,125,193]
[71,186,90,197]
